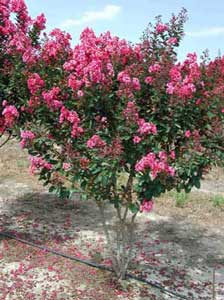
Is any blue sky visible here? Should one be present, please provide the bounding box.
[26,0,224,61]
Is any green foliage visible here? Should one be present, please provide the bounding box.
[211,194,224,207]
[173,191,189,207]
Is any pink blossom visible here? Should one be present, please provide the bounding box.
[2,100,7,107]
[71,124,84,138]
[167,166,175,177]
[133,136,141,144]
[178,83,196,97]
[185,52,197,65]
[135,151,175,179]
[169,150,176,160]
[27,73,44,94]
[123,101,139,123]
[20,130,35,148]
[138,121,157,135]
[42,87,62,109]
[135,152,156,173]
[167,37,177,45]
[148,63,161,73]
[62,163,71,171]
[29,156,52,174]
[106,63,114,77]
[156,23,168,33]
[33,13,46,31]
[103,137,123,157]
[8,31,31,54]
[77,90,84,97]
[145,76,154,84]
[166,82,175,94]
[42,29,71,61]
[132,77,141,90]
[68,75,82,91]
[59,106,83,138]
[22,48,38,65]
[185,130,191,138]
[87,135,106,149]
[169,67,182,82]
[101,117,107,123]
[158,151,167,161]
[117,71,131,84]
[140,199,154,213]
[2,105,19,127]
[221,108,224,113]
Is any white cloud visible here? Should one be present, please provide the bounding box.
[187,26,224,38]
[61,4,121,28]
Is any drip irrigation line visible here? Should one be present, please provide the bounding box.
[0,231,192,300]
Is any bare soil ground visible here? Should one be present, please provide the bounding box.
[0,140,224,300]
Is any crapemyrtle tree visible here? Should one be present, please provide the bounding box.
[0,1,224,279]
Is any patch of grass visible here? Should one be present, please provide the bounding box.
[211,194,224,207]
[173,191,189,208]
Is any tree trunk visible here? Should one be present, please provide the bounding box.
[98,202,137,279]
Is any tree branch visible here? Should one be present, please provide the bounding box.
[0,132,13,148]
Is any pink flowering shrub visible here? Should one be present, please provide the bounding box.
[140,199,154,212]
[0,2,223,278]
[2,105,19,127]
[20,130,35,148]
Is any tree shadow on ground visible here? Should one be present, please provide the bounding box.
[0,191,113,245]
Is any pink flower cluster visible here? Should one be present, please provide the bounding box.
[59,106,83,138]
[62,162,71,171]
[27,73,44,95]
[185,130,191,138]
[42,87,63,110]
[133,135,142,144]
[167,37,177,45]
[87,134,106,149]
[156,23,168,33]
[148,63,161,73]
[123,101,139,123]
[138,119,157,135]
[2,105,19,127]
[1,0,46,69]
[101,137,123,157]
[63,28,142,100]
[145,76,154,85]
[117,71,141,91]
[140,199,154,213]
[29,156,52,174]
[169,150,176,160]
[41,28,71,62]
[8,31,31,54]
[11,0,27,14]
[20,130,35,148]
[68,74,83,91]
[32,13,46,31]
[135,151,175,179]
[122,102,157,142]
[10,0,30,30]
[166,53,201,100]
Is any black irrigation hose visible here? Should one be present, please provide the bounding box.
[0,231,192,300]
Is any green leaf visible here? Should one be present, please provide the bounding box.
[128,203,139,214]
